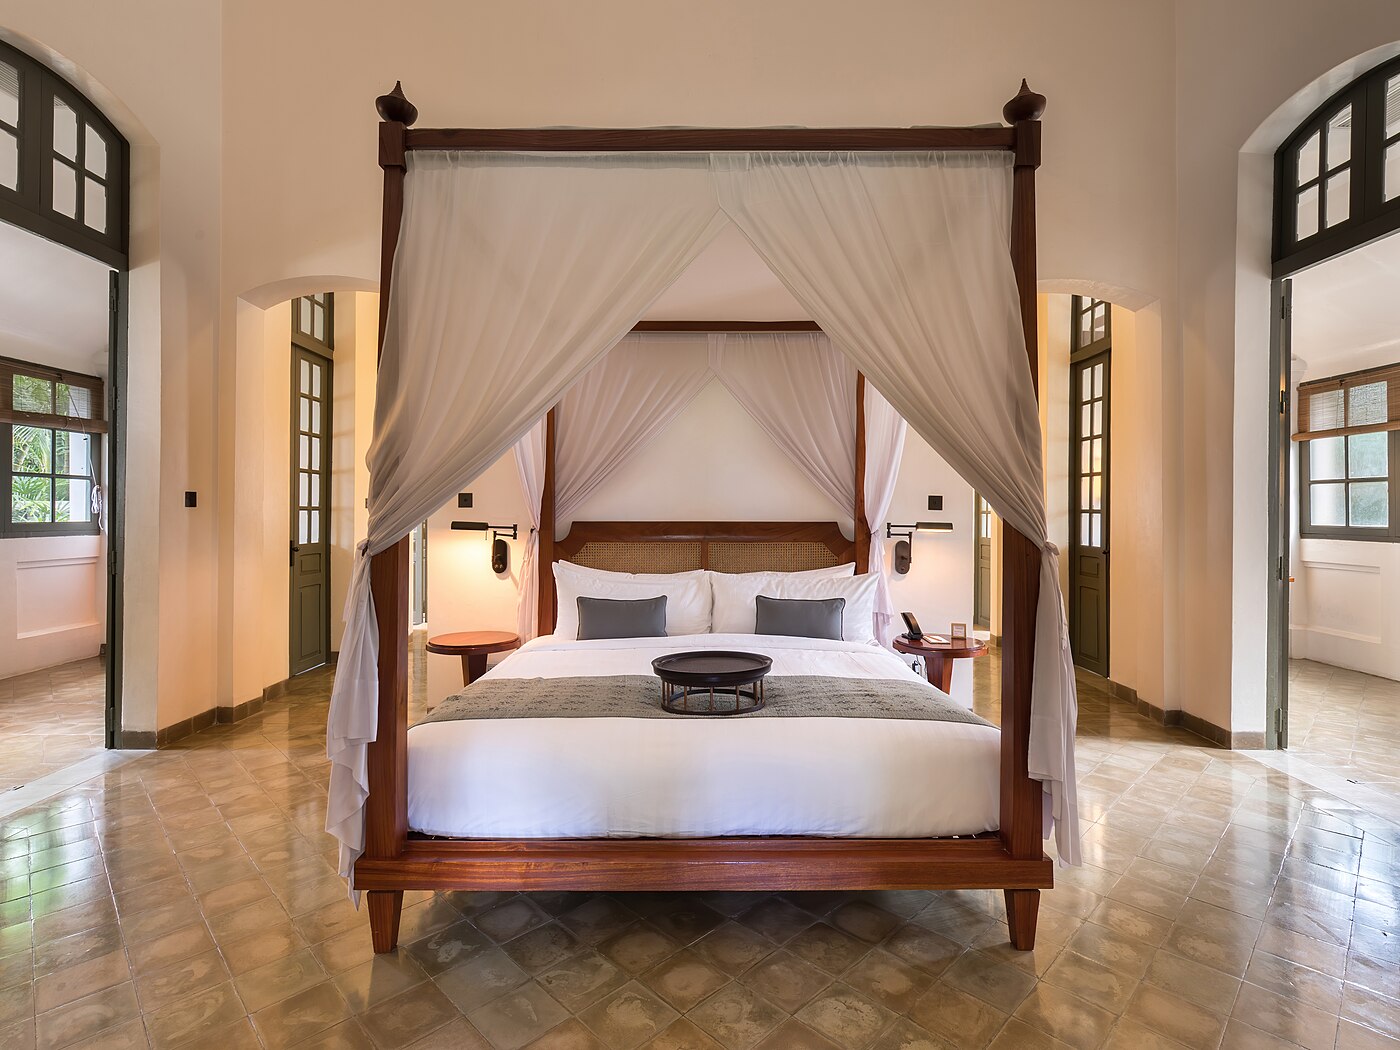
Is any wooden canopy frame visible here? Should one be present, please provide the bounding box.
[358,80,1052,954]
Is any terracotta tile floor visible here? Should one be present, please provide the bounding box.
[0,659,106,794]
[2,657,1400,1049]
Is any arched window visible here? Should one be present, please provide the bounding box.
[0,40,127,267]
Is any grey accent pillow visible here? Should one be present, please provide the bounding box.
[576,595,668,640]
[754,595,846,640]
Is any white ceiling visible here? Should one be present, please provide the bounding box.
[0,220,111,376]
[642,224,808,320]
[1292,233,1400,376]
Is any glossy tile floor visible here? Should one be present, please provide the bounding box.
[0,659,106,794]
[1283,659,1400,823]
[2,659,1400,1049]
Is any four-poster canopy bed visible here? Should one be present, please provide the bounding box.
[340,79,1069,957]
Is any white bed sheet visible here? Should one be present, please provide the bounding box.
[407,633,1000,839]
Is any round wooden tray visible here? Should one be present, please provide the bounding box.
[651,650,772,715]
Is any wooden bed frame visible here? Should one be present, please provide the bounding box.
[357,80,1053,953]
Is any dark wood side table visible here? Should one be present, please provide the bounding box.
[892,633,988,692]
[426,631,520,686]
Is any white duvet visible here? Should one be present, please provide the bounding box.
[407,633,1001,839]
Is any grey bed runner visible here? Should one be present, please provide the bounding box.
[422,675,993,727]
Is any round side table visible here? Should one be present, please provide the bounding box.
[892,633,988,692]
[426,631,520,686]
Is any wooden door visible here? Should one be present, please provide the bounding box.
[290,345,332,675]
[1266,279,1292,748]
[1069,296,1111,678]
[973,495,993,629]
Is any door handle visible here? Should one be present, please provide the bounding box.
[290,541,301,566]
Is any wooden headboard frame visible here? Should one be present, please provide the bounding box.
[542,520,857,635]
[535,353,875,635]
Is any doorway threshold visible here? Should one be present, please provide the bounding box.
[1240,747,1400,831]
[0,747,151,823]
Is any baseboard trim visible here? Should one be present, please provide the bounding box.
[216,695,264,725]
[1100,677,1243,749]
[117,730,155,749]
[155,707,216,747]
[262,678,292,702]
[147,656,337,749]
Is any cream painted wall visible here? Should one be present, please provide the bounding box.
[1172,0,1400,736]
[0,0,222,736]
[7,0,1400,739]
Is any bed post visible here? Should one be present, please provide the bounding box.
[363,81,417,954]
[854,373,870,573]
[1000,80,1048,951]
[538,407,558,635]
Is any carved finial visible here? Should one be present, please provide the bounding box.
[1002,79,1046,124]
[376,81,418,126]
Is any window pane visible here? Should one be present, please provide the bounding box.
[13,373,53,413]
[311,362,322,397]
[1080,368,1091,400]
[54,430,91,475]
[311,399,321,433]
[1080,477,1090,510]
[52,99,77,160]
[0,129,15,191]
[1091,474,1103,510]
[1080,404,1091,436]
[1388,141,1400,202]
[1080,513,1091,546]
[1388,75,1400,139]
[83,177,105,232]
[1309,389,1344,431]
[1326,106,1351,167]
[52,158,76,218]
[1093,363,1104,398]
[1091,438,1103,473]
[1310,482,1346,526]
[12,475,51,523]
[55,478,91,523]
[1297,131,1320,185]
[310,436,320,470]
[299,472,308,506]
[12,425,51,472]
[1092,400,1103,435]
[299,357,310,390]
[299,298,312,336]
[1348,433,1388,479]
[1297,183,1319,240]
[1325,168,1350,227]
[298,509,309,544]
[1309,436,1345,480]
[0,59,17,127]
[298,434,309,469]
[299,396,309,431]
[1348,381,1387,427]
[310,509,320,544]
[1080,440,1091,474]
[1349,482,1389,527]
[56,383,93,418]
[84,125,106,177]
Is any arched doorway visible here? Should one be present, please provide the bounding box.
[1259,54,1400,787]
[0,38,130,787]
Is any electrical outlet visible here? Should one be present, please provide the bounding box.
[927,495,943,511]
[458,492,473,508]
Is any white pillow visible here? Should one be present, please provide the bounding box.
[709,564,857,635]
[769,573,878,645]
[553,563,712,639]
[555,560,706,584]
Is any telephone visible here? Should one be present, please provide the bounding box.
[901,612,923,641]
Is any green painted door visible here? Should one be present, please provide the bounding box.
[1069,297,1110,678]
[973,495,993,629]
[290,344,332,675]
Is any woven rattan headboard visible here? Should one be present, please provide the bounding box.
[544,521,857,634]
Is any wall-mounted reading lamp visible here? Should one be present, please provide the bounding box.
[451,521,519,574]
[885,520,955,574]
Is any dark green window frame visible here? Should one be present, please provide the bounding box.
[1296,364,1399,542]
[1,359,105,538]
[291,292,334,355]
[0,39,128,268]
[1274,56,1400,277]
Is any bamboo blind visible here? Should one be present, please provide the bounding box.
[1294,362,1400,441]
[0,356,107,435]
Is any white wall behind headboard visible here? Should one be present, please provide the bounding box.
[422,380,977,705]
